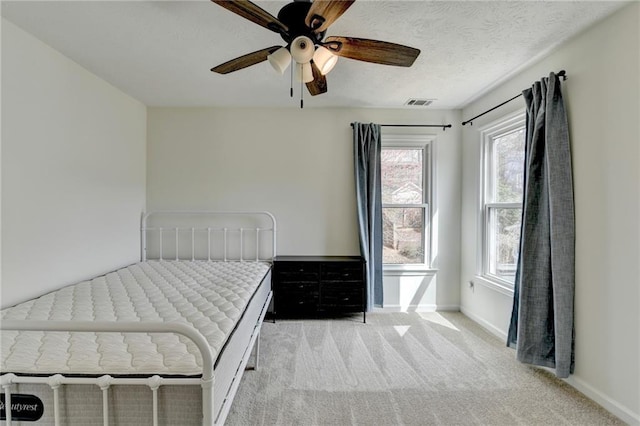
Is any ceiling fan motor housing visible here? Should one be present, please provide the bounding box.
[277,1,326,45]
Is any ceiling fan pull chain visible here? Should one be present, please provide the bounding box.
[300,63,304,109]
[290,58,294,98]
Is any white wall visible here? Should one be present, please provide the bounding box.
[1,19,147,308]
[460,3,639,423]
[147,107,462,310]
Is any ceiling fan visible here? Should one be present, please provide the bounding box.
[210,0,420,102]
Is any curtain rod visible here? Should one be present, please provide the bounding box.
[351,123,452,131]
[461,70,567,126]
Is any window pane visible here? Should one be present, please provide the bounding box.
[493,129,525,203]
[383,207,425,264]
[488,207,521,281]
[381,148,423,204]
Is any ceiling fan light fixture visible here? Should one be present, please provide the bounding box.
[313,46,338,75]
[290,36,315,64]
[296,62,315,83]
[267,47,291,74]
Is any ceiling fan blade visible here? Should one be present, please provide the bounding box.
[306,61,328,96]
[211,0,288,35]
[305,0,355,33]
[211,46,281,74]
[324,36,420,67]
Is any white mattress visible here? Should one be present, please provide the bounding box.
[1,260,271,377]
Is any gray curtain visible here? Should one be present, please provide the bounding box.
[353,122,383,309]
[507,72,575,378]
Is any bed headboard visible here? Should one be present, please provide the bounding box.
[141,211,276,262]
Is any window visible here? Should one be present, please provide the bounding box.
[381,136,432,267]
[480,112,525,287]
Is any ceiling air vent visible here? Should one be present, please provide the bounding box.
[405,98,435,107]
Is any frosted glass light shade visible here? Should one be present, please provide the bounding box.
[313,46,338,75]
[267,47,291,74]
[290,36,315,64]
[296,62,314,83]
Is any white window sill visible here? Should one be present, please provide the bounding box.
[473,275,514,297]
[384,265,437,276]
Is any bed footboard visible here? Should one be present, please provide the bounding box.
[0,321,215,426]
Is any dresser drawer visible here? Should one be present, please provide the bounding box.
[278,294,319,311]
[320,283,363,308]
[275,262,320,282]
[321,263,364,281]
[277,281,319,294]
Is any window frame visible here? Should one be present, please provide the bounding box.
[381,134,435,273]
[478,111,526,289]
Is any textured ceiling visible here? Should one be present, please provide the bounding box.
[1,1,627,109]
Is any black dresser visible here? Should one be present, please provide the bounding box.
[272,256,366,322]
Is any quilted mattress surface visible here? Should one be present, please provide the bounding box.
[1,260,270,376]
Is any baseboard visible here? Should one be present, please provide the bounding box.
[459,308,639,425]
[564,376,640,425]
[375,304,460,313]
[459,306,508,341]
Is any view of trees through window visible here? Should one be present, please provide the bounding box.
[381,148,426,264]
[494,129,525,203]
[488,128,525,280]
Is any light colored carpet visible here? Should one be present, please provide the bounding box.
[226,312,623,425]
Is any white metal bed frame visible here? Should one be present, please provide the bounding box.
[1,211,277,426]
